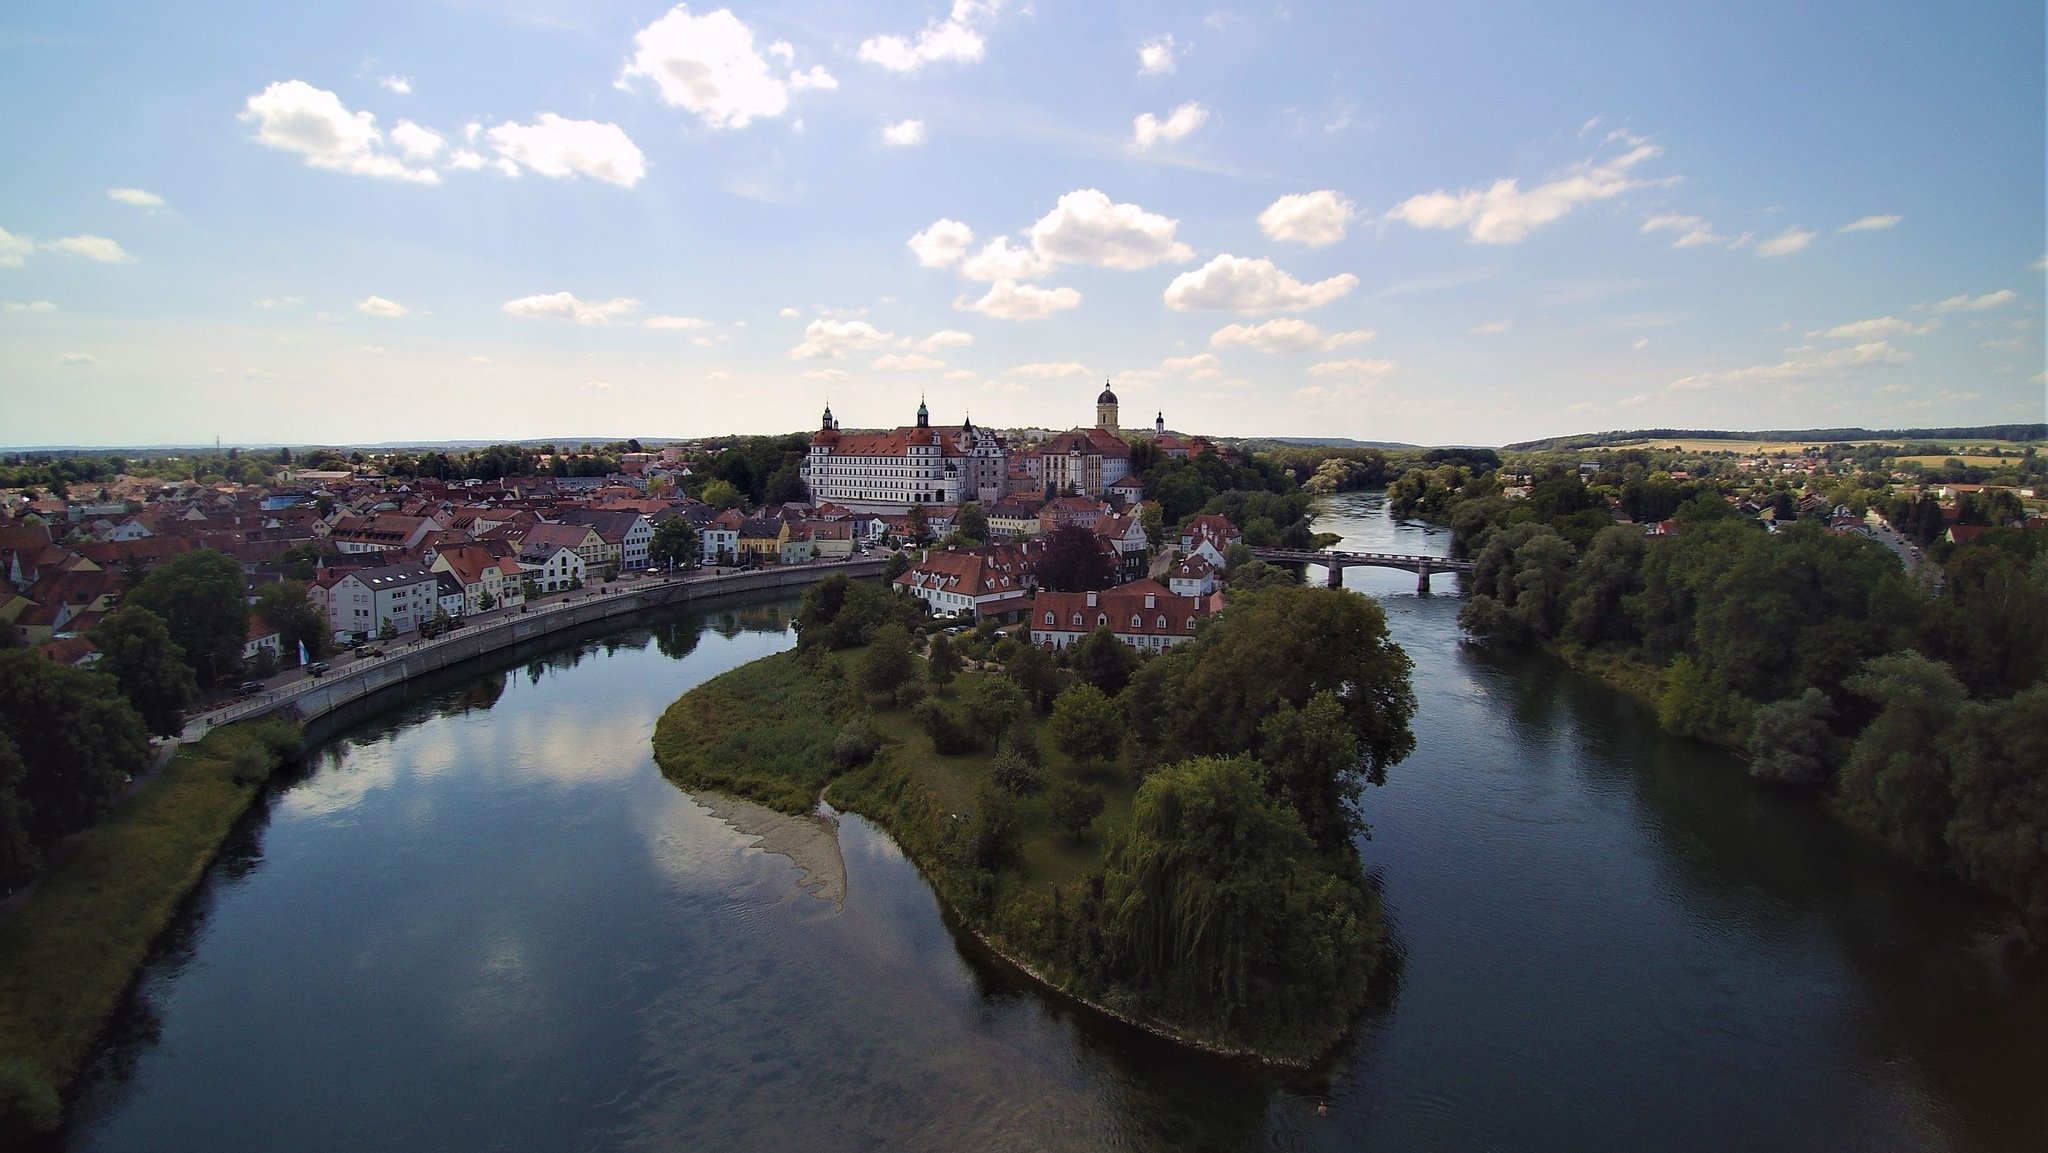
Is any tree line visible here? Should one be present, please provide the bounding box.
[1399,461,2048,939]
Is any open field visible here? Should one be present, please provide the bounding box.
[1595,438,2044,456]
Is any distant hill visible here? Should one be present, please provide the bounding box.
[1239,437,1421,451]
[1505,425,2047,451]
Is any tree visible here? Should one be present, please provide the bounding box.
[1068,627,1137,696]
[1038,525,1116,592]
[968,677,1028,744]
[926,633,962,692]
[1745,688,1836,786]
[0,650,149,847]
[125,549,248,685]
[913,697,978,753]
[700,479,745,511]
[1256,690,1363,848]
[478,589,497,612]
[1049,683,1123,767]
[0,731,40,887]
[990,747,1046,796]
[649,516,698,570]
[907,504,931,544]
[1003,642,1066,713]
[859,623,917,696]
[955,501,989,545]
[378,618,398,642]
[253,580,328,662]
[1047,778,1104,840]
[1942,684,2048,936]
[89,607,197,737]
[1838,651,1968,871]
[1137,502,1164,549]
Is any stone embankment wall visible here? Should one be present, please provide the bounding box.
[196,560,886,739]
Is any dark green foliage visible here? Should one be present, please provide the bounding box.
[798,574,922,650]
[649,516,697,570]
[0,734,38,888]
[1002,642,1067,713]
[967,677,1027,743]
[954,501,989,544]
[1838,652,1968,871]
[1747,688,1837,786]
[913,698,979,754]
[1067,627,1136,696]
[1257,691,1364,848]
[1924,546,2048,699]
[253,580,327,662]
[943,781,1021,875]
[831,720,882,770]
[0,650,149,848]
[1458,524,1577,645]
[925,633,962,691]
[1003,719,1042,767]
[1097,756,1376,1056]
[1941,685,2048,934]
[88,608,197,737]
[1048,683,1122,767]
[858,624,917,695]
[1047,778,1104,840]
[990,748,1046,796]
[1037,525,1117,591]
[892,680,927,710]
[124,549,248,685]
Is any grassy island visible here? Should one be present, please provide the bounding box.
[652,573,1416,1063]
[0,719,304,1138]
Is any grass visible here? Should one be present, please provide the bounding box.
[1895,454,2023,469]
[1601,438,2043,457]
[649,649,852,814]
[0,720,300,1139]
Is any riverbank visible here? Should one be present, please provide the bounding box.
[0,720,302,1140]
[651,645,1370,1066]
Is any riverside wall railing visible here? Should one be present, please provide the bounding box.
[185,559,888,741]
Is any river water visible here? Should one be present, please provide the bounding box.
[64,494,2047,1152]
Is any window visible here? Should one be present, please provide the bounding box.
[1071,612,1082,626]
[1131,614,1141,628]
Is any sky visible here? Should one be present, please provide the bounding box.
[0,0,2042,449]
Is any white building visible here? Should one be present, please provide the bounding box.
[800,400,1009,513]
[323,564,441,640]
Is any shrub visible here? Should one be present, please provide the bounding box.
[893,681,927,710]
[990,748,1045,796]
[832,720,883,770]
[913,699,978,754]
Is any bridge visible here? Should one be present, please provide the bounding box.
[1250,547,1473,593]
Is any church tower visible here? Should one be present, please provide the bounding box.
[1095,380,1119,432]
[1155,411,1165,436]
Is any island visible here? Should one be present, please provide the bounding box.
[653,571,1417,1063]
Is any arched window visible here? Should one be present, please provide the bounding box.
[1097,613,1107,627]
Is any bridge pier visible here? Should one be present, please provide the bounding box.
[1327,564,1345,588]
[1416,565,1432,595]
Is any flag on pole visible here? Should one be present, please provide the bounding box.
[299,640,310,667]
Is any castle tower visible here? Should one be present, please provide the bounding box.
[916,397,930,428]
[1096,381,1119,432]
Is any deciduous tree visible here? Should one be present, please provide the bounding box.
[89,607,197,737]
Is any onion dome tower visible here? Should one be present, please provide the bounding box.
[1095,380,1119,432]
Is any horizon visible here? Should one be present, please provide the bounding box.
[1,2,2042,446]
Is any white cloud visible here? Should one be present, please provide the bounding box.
[801,368,849,381]
[253,296,302,309]
[1131,101,1208,150]
[1633,338,1650,350]
[240,367,280,379]
[1137,34,1178,75]
[789,66,837,91]
[1257,190,1354,246]
[645,315,713,329]
[1010,361,1089,377]
[1807,316,1938,340]
[1306,358,1399,377]
[1386,141,1664,244]
[980,378,1029,394]
[45,235,132,263]
[390,120,445,161]
[488,115,645,187]
[959,235,1052,282]
[580,380,612,392]
[445,149,488,171]
[0,227,31,267]
[881,118,927,147]
[619,6,814,130]
[357,295,409,318]
[4,301,56,313]
[502,292,641,325]
[1640,213,1727,248]
[1210,318,1372,353]
[858,0,1002,73]
[1928,289,2016,313]
[1668,340,1911,389]
[872,353,945,370]
[1838,215,1900,233]
[908,218,974,267]
[791,317,894,359]
[1470,319,1511,335]
[1756,227,1816,257]
[778,306,801,318]
[239,79,440,184]
[1027,189,1192,269]
[944,369,977,380]
[915,329,974,349]
[106,188,165,208]
[59,352,98,366]
[954,280,1082,320]
[1160,353,1219,374]
[1162,254,1357,314]
[377,75,412,95]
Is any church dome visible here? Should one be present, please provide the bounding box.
[1097,386,1118,404]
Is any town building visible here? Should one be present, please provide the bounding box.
[801,401,1009,513]
[1028,579,1220,652]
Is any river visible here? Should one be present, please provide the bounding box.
[63,495,2047,1152]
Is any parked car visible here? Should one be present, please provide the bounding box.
[236,680,264,696]
[306,661,330,676]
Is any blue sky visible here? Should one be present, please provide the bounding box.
[1,0,2041,447]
